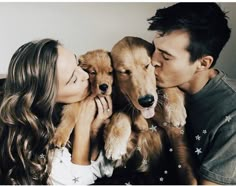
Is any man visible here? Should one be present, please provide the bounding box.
[148,3,236,185]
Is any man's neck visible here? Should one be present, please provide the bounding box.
[178,69,218,95]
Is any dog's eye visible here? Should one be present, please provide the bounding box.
[124,70,131,75]
[116,69,131,75]
[108,71,113,76]
[90,71,97,75]
[145,64,150,69]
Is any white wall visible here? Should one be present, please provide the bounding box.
[0,2,235,78]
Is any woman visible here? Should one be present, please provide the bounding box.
[0,39,113,184]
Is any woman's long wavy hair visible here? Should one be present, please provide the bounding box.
[0,39,60,184]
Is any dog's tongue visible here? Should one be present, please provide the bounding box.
[141,108,155,119]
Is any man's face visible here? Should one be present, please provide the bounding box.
[152,30,199,89]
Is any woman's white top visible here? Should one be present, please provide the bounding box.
[49,147,114,185]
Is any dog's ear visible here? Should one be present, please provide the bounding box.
[78,55,85,65]
[107,51,114,68]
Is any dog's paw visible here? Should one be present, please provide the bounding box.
[164,103,187,127]
[105,136,128,161]
[53,128,71,148]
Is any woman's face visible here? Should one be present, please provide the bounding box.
[56,46,89,103]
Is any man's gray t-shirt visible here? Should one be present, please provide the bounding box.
[186,70,236,184]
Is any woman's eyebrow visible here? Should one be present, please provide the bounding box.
[65,55,78,85]
[74,54,78,65]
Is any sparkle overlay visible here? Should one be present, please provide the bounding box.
[142,159,148,165]
[72,177,79,183]
[180,129,185,135]
[195,135,201,141]
[125,181,132,185]
[39,154,45,159]
[136,146,141,152]
[225,115,232,123]
[162,122,168,126]
[149,125,157,132]
[195,148,202,155]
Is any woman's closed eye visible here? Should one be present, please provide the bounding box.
[73,76,77,83]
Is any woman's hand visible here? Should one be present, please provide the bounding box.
[71,96,97,165]
[91,95,112,139]
[90,96,112,161]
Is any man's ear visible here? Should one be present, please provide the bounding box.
[197,55,214,71]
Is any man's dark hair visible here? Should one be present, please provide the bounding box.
[148,3,231,66]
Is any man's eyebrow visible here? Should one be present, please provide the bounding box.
[66,69,75,85]
[158,48,174,57]
[152,41,173,57]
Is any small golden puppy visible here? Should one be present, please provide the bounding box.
[53,49,113,147]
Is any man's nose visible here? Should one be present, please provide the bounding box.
[151,53,161,68]
[151,59,161,68]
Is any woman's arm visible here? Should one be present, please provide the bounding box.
[90,96,112,161]
[49,96,113,184]
[71,97,97,165]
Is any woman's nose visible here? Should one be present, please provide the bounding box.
[78,67,89,80]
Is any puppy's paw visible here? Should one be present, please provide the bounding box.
[105,135,128,161]
[164,103,187,127]
[53,128,71,148]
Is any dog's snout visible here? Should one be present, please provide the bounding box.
[138,94,154,108]
[99,84,108,92]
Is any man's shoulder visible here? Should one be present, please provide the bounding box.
[220,70,236,93]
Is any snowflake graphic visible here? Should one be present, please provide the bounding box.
[39,154,45,159]
[166,105,175,113]
[169,148,173,152]
[159,177,164,182]
[149,125,157,132]
[178,164,182,168]
[162,122,168,126]
[195,148,202,155]
[142,159,148,165]
[72,177,79,183]
[125,181,132,185]
[202,130,207,134]
[225,115,232,123]
[136,146,141,152]
[164,170,168,174]
[163,93,169,100]
[195,135,201,141]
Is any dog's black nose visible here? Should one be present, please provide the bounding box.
[99,84,108,92]
[138,94,154,107]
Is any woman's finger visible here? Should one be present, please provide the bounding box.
[95,97,103,115]
[105,96,112,113]
[97,96,109,113]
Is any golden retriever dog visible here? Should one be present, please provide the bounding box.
[53,49,113,147]
[103,37,196,184]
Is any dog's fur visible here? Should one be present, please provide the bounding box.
[103,37,196,184]
[53,49,113,147]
